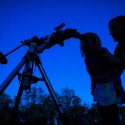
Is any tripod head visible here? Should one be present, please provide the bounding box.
[18,51,43,90]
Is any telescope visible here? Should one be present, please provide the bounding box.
[0,23,80,65]
[0,23,80,125]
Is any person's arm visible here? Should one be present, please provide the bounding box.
[99,47,124,67]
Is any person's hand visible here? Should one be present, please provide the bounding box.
[63,28,80,39]
[50,31,65,46]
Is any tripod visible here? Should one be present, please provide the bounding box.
[0,43,70,125]
[0,24,80,124]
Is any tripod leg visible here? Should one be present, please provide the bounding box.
[10,83,23,124]
[35,55,71,125]
[0,58,25,96]
[36,58,62,114]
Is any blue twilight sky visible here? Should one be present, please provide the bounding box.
[0,0,125,104]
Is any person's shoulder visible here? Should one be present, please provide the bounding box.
[114,44,121,52]
[96,47,113,58]
[97,47,110,53]
[114,44,123,56]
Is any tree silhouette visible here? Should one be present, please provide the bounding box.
[0,93,13,124]
[0,87,125,125]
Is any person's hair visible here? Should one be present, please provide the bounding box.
[108,15,125,33]
[80,32,101,57]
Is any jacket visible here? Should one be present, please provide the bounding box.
[85,47,124,95]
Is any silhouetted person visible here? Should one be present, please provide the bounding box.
[79,32,125,125]
[108,16,125,100]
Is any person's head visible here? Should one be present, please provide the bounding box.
[80,32,101,56]
[108,15,125,42]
